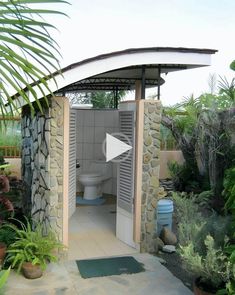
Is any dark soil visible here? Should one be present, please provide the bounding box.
[156,251,195,291]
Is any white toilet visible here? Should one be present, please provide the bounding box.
[78,160,112,200]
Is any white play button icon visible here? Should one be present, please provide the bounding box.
[106,133,132,162]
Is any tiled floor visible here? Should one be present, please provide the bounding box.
[68,204,138,260]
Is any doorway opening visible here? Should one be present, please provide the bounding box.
[68,107,138,260]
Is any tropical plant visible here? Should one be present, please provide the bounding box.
[5,218,64,272]
[223,167,235,215]
[162,76,235,201]
[0,0,68,118]
[196,190,213,207]
[68,90,126,109]
[168,161,200,192]
[160,124,178,150]
[217,62,235,295]
[91,90,126,109]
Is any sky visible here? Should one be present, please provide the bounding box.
[49,0,235,105]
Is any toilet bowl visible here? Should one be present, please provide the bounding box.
[78,161,111,200]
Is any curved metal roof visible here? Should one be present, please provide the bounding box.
[14,46,217,107]
[56,47,217,94]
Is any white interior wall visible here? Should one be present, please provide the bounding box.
[76,109,119,195]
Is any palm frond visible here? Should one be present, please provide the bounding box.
[218,76,235,103]
[0,0,68,116]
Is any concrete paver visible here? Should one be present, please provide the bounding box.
[4,253,192,295]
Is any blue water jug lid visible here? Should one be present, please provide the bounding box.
[158,199,173,206]
[157,199,173,213]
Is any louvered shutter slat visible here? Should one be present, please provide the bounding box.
[68,109,76,218]
[117,111,135,213]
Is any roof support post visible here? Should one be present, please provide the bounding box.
[157,65,161,100]
[135,81,142,100]
[141,65,146,99]
[114,86,119,109]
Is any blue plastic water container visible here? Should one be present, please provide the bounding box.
[156,199,174,236]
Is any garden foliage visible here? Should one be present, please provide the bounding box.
[173,192,233,292]
[162,76,235,200]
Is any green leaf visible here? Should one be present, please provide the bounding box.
[230,61,235,71]
[0,0,68,117]
[0,267,10,290]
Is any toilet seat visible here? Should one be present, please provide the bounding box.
[79,172,102,180]
[78,160,112,200]
[78,172,103,200]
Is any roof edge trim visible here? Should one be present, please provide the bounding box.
[62,46,218,73]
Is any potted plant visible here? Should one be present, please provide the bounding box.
[5,218,64,279]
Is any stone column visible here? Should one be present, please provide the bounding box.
[21,97,68,242]
[140,100,163,253]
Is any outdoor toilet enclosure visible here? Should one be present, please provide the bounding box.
[20,47,217,253]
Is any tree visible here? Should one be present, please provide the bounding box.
[0,0,68,118]
[230,60,235,71]
[90,90,125,109]
[162,77,235,200]
[68,90,126,109]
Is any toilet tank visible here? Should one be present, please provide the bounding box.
[90,160,112,179]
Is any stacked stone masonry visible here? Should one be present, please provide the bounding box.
[140,100,164,253]
[21,97,65,241]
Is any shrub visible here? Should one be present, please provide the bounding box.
[179,235,230,290]
[174,192,233,291]
[223,167,235,214]
[168,161,200,192]
[0,224,16,247]
[172,192,203,246]
[197,190,213,207]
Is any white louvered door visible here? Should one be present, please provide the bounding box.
[116,110,136,248]
[68,109,77,218]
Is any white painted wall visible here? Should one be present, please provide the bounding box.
[76,109,119,195]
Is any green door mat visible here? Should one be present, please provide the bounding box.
[76,256,145,278]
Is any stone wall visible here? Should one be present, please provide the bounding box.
[140,100,165,252]
[21,97,65,241]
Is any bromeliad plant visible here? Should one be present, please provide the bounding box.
[5,218,64,273]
